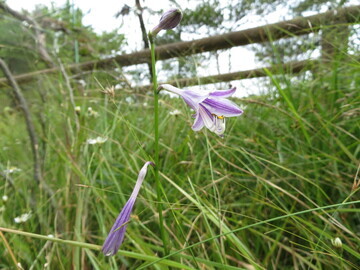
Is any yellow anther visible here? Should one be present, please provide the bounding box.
[212,114,224,119]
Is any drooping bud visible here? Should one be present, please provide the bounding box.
[151,8,182,37]
[102,161,155,256]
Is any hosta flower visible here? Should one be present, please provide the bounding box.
[159,84,243,137]
[151,8,183,37]
[102,161,155,256]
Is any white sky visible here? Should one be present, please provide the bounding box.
[7,0,185,34]
[5,0,359,97]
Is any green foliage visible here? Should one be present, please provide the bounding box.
[181,1,224,30]
[249,0,356,63]
[155,1,224,79]
[0,2,126,73]
[0,1,360,269]
[0,15,39,74]
[248,0,352,15]
[1,47,359,269]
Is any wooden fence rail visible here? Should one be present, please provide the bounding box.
[0,5,359,88]
[137,60,314,92]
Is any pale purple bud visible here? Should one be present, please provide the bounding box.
[151,8,183,37]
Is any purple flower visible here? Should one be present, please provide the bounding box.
[102,161,155,256]
[151,8,183,36]
[159,84,243,137]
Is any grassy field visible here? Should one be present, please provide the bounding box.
[0,49,359,269]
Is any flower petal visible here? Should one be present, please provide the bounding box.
[131,161,154,199]
[159,84,184,96]
[209,87,236,98]
[102,198,135,256]
[151,8,183,36]
[198,104,215,132]
[102,162,154,256]
[160,84,208,110]
[158,8,183,30]
[202,98,243,117]
[191,111,205,131]
[214,117,226,137]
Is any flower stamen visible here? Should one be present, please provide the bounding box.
[213,114,225,119]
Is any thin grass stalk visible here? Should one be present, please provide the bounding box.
[150,36,169,256]
[138,199,360,269]
[0,231,19,268]
[205,134,225,264]
[72,0,80,64]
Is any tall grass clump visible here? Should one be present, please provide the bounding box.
[0,16,359,270]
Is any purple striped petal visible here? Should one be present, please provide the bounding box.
[182,95,200,111]
[192,111,205,131]
[202,98,243,117]
[198,104,215,132]
[160,84,208,110]
[214,117,226,137]
[102,198,135,256]
[102,161,154,256]
[209,87,236,98]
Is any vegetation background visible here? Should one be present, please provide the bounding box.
[0,0,359,269]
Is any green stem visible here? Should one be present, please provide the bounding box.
[72,0,80,64]
[205,135,225,264]
[0,227,190,269]
[150,35,169,256]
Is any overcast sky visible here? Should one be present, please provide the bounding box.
[7,0,188,34]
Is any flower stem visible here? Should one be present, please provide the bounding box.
[150,35,169,256]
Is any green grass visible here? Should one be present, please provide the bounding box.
[0,52,359,269]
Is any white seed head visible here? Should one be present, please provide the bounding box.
[169,109,181,116]
[14,211,32,223]
[86,136,108,145]
[331,237,342,248]
[3,167,21,174]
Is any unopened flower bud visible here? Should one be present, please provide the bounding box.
[151,8,182,37]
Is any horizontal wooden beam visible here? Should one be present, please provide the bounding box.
[0,5,359,87]
[135,60,315,91]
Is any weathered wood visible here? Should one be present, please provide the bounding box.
[0,5,359,87]
[136,60,315,91]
